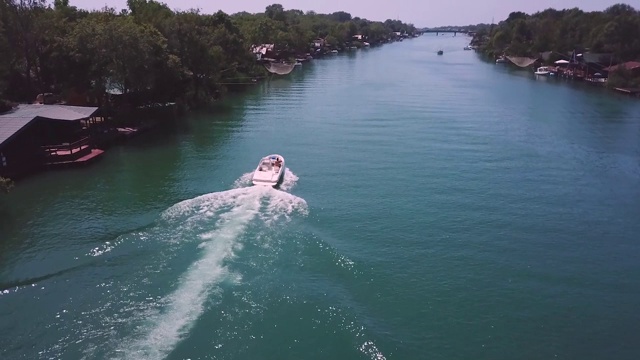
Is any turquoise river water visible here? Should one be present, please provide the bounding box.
[2,34,640,360]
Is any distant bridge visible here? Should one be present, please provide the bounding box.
[419,29,473,36]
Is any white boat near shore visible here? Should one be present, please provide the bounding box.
[534,66,550,75]
[252,154,285,187]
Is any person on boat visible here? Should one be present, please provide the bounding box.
[274,158,282,167]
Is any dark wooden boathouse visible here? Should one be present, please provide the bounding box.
[0,104,104,179]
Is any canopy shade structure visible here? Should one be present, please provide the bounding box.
[506,56,538,68]
[263,62,296,75]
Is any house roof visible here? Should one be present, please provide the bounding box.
[0,104,98,147]
[604,61,640,72]
[250,44,274,54]
[582,52,614,64]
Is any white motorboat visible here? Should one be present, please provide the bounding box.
[252,154,285,187]
[534,66,550,75]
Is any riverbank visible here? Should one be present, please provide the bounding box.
[0,3,417,111]
[479,51,640,98]
[0,31,422,186]
[468,5,640,93]
[0,2,420,185]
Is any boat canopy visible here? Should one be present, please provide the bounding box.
[506,56,538,68]
[264,62,296,75]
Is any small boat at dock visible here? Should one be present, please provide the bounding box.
[534,66,551,75]
[252,154,285,187]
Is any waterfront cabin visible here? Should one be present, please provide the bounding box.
[0,104,103,179]
[250,44,275,61]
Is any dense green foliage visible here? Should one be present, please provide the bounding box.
[471,3,640,60]
[0,1,415,108]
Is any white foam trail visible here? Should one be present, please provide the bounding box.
[279,168,299,191]
[117,176,307,359]
[261,189,308,226]
[232,172,254,188]
[359,340,387,360]
[124,189,262,359]
[87,238,126,257]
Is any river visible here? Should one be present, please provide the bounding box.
[2,34,640,360]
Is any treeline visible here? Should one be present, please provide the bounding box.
[424,24,492,33]
[471,3,640,61]
[0,0,416,110]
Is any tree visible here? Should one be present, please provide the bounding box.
[0,17,9,95]
[366,22,388,44]
[605,3,637,17]
[67,13,170,99]
[127,0,173,29]
[265,4,285,22]
[329,11,351,23]
[2,0,48,99]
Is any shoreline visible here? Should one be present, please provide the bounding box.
[0,34,422,187]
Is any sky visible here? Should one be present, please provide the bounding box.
[78,0,640,27]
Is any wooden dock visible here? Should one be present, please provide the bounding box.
[46,149,104,168]
[42,137,105,169]
[613,87,640,95]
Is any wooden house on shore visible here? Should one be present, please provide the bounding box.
[0,104,104,179]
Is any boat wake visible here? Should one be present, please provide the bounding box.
[113,171,307,360]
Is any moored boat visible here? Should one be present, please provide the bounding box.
[252,154,285,187]
[534,66,550,75]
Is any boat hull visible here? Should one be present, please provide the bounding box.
[252,154,285,187]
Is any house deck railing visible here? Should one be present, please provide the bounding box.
[41,137,91,157]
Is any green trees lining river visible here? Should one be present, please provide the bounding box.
[471,4,640,62]
[0,0,415,109]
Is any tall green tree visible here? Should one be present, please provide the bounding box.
[265,4,285,22]
[2,0,48,99]
[68,12,170,98]
[127,0,173,29]
[0,17,9,96]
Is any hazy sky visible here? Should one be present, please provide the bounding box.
[78,0,640,27]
